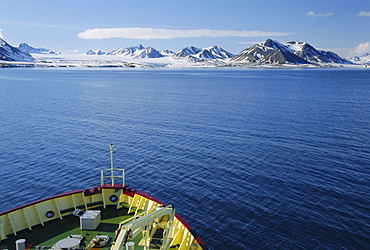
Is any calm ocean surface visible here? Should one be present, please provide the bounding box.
[0,68,369,249]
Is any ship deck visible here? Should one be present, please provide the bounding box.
[0,205,135,250]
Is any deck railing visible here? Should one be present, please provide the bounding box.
[100,168,125,186]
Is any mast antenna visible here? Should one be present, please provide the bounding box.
[101,144,124,186]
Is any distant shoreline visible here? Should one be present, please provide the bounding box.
[0,57,366,69]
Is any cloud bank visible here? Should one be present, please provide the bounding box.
[307,11,334,18]
[78,27,292,40]
[349,42,370,57]
[357,11,370,17]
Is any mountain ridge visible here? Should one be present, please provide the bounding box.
[173,46,235,60]
[0,38,34,62]
[85,45,234,60]
[18,43,61,55]
[103,44,163,58]
[83,40,353,65]
[1,37,364,67]
[231,39,352,65]
[285,41,352,64]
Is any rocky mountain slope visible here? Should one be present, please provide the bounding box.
[231,39,352,65]
[0,38,34,62]
[231,39,308,64]
[103,44,163,58]
[172,45,234,60]
[18,43,60,54]
[285,41,352,64]
[172,46,202,59]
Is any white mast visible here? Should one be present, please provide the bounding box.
[101,144,124,186]
[110,144,114,185]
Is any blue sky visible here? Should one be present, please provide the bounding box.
[0,0,369,58]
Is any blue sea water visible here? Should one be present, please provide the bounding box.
[0,68,369,249]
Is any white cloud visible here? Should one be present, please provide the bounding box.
[78,27,292,40]
[307,11,334,18]
[348,42,370,57]
[0,29,3,39]
[357,11,370,17]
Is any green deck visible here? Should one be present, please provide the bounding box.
[0,206,136,250]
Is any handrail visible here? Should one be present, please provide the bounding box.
[100,168,125,186]
[100,144,125,186]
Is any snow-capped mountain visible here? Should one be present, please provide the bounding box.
[172,46,234,60]
[18,43,60,54]
[86,49,106,55]
[160,49,175,56]
[0,38,34,62]
[107,44,163,58]
[85,45,174,58]
[349,53,370,65]
[285,41,352,64]
[197,46,235,59]
[1,37,360,67]
[231,39,309,64]
[231,39,351,65]
[172,46,203,59]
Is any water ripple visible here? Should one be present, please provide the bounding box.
[0,69,370,249]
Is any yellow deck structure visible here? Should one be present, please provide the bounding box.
[0,145,206,250]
